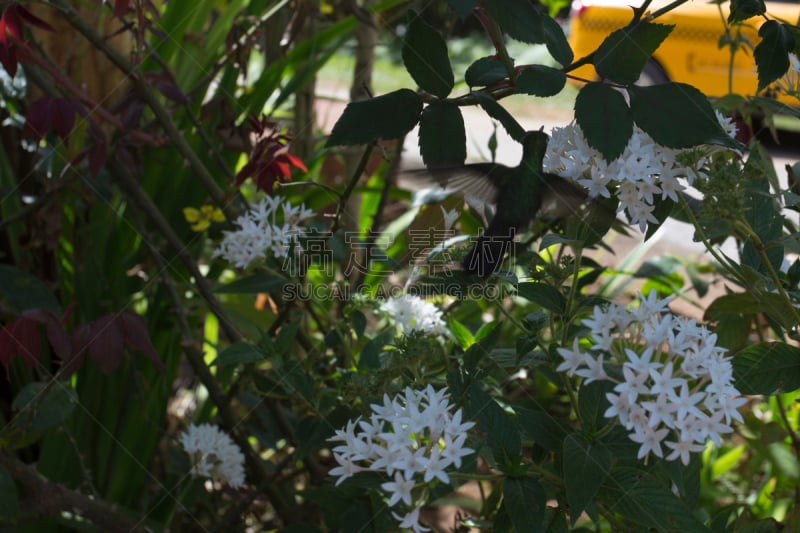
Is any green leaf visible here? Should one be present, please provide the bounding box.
[516,65,566,97]
[0,264,61,314]
[211,342,267,366]
[485,0,544,44]
[215,273,286,294]
[754,20,795,92]
[470,91,526,142]
[326,89,423,146]
[503,476,546,533]
[470,382,522,469]
[448,0,478,17]
[728,0,766,23]
[419,101,467,167]
[732,342,800,394]
[705,290,795,331]
[402,11,454,98]
[358,329,396,371]
[449,318,475,350]
[629,83,731,149]
[601,469,708,531]
[0,466,18,522]
[578,381,614,431]
[543,15,573,65]
[594,22,674,85]
[465,56,509,87]
[563,435,611,525]
[517,282,566,314]
[11,382,77,435]
[515,408,569,451]
[574,82,632,161]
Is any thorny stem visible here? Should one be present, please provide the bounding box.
[475,7,516,81]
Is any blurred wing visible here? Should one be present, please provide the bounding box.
[402,163,503,205]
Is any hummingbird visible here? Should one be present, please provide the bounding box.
[420,130,596,276]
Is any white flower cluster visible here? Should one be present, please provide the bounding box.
[544,115,738,232]
[380,294,447,336]
[557,291,746,465]
[329,385,475,533]
[213,196,314,269]
[180,423,246,488]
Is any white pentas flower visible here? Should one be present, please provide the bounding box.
[213,196,314,269]
[380,294,447,336]
[556,291,746,465]
[777,53,800,96]
[545,118,738,232]
[180,423,246,488]
[328,385,474,532]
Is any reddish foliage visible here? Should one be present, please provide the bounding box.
[235,116,307,194]
[23,97,86,143]
[0,3,54,77]
[0,308,164,380]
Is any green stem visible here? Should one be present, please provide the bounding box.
[475,8,517,81]
[677,194,746,285]
[331,141,377,234]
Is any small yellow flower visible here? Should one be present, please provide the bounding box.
[183,205,225,232]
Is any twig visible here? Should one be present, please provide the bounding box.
[0,451,140,533]
[331,141,377,234]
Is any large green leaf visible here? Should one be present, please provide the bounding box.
[594,22,674,85]
[503,476,546,533]
[470,382,522,470]
[563,435,611,525]
[517,282,566,314]
[485,0,545,44]
[578,380,614,431]
[516,65,566,97]
[575,82,632,161]
[419,101,467,167]
[601,469,708,531]
[515,407,569,452]
[211,342,269,366]
[732,342,800,395]
[402,11,454,98]
[754,21,795,92]
[326,89,423,146]
[629,83,731,149]
[728,0,767,23]
[543,15,574,66]
[0,265,61,314]
[465,56,509,87]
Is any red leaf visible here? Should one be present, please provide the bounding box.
[285,152,308,172]
[23,97,54,139]
[114,0,130,18]
[120,314,164,373]
[15,5,55,33]
[0,317,42,379]
[0,41,17,77]
[87,315,125,375]
[2,6,24,41]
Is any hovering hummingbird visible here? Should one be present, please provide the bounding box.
[420,130,600,276]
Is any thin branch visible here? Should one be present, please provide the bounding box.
[0,451,140,533]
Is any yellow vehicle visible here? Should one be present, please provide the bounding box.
[567,0,800,104]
